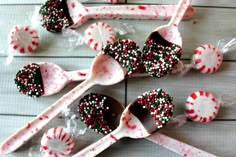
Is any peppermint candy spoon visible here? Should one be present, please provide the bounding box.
[78,93,218,157]
[73,89,174,157]
[39,0,195,32]
[15,62,89,97]
[15,39,144,97]
[142,0,191,78]
[8,25,39,54]
[0,39,143,154]
[15,62,148,97]
[0,53,126,154]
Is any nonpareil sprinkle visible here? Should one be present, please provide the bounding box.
[102,39,142,75]
[142,32,182,78]
[78,93,113,135]
[15,63,44,97]
[39,0,73,33]
[137,89,174,129]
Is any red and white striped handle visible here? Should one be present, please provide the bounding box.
[147,132,219,157]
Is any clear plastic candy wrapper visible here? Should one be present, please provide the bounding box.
[61,21,135,52]
[171,37,236,75]
[169,90,236,128]
[28,107,86,157]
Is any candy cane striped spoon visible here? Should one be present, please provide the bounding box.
[142,0,191,78]
[0,52,126,154]
[39,0,195,32]
[15,39,146,97]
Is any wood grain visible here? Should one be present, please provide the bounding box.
[1,5,236,60]
[0,1,235,157]
[0,116,235,157]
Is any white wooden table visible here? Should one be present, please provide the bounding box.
[0,0,236,157]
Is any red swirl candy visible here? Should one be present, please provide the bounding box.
[8,25,39,53]
[185,90,220,123]
[41,127,75,157]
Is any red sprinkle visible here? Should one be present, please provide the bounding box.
[138,5,146,10]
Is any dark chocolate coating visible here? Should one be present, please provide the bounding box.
[39,0,73,33]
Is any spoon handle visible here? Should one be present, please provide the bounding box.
[0,79,95,154]
[146,132,219,157]
[72,127,123,157]
[68,0,195,28]
[88,5,194,21]
[65,69,90,81]
[169,0,192,26]
[66,69,149,82]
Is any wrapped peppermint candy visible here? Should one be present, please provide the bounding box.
[61,21,135,52]
[172,38,236,74]
[28,107,86,157]
[171,90,236,126]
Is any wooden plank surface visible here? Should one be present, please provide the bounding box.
[1,5,236,60]
[0,116,235,157]
[0,1,236,157]
[128,0,236,7]
[1,0,236,7]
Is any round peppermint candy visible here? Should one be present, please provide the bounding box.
[84,22,116,51]
[41,127,74,157]
[192,44,223,74]
[8,25,39,53]
[185,90,220,123]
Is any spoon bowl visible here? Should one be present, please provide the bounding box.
[78,93,124,135]
[156,24,182,47]
[142,0,191,78]
[15,61,149,97]
[90,53,125,85]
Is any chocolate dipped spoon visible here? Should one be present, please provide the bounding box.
[39,0,195,32]
[142,0,191,77]
[14,39,143,97]
[0,39,142,154]
[14,62,89,97]
[74,89,174,157]
[78,93,219,157]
